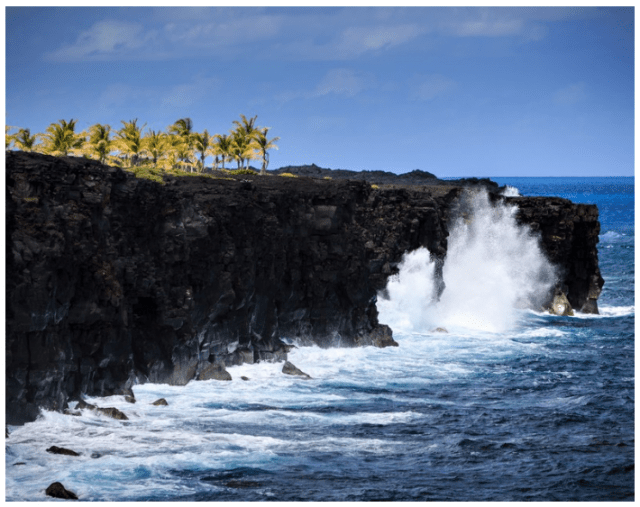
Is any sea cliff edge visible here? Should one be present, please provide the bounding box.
[6,152,603,424]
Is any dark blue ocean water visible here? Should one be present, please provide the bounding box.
[5,177,634,501]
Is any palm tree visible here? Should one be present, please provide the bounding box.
[6,125,16,151]
[12,128,39,152]
[143,129,167,166]
[87,123,112,164]
[253,127,280,175]
[192,129,214,172]
[232,114,258,140]
[41,119,84,156]
[168,118,194,164]
[212,133,233,170]
[164,133,193,171]
[230,130,257,170]
[116,119,145,167]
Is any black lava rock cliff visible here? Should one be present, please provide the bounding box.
[5,152,603,424]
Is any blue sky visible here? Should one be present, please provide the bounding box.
[5,6,634,176]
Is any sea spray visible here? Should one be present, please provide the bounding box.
[378,190,557,334]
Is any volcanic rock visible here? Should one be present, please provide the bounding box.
[96,407,128,420]
[5,152,604,424]
[45,482,78,500]
[46,446,80,456]
[282,361,312,379]
[197,363,232,381]
[548,289,574,316]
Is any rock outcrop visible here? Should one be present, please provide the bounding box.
[5,152,603,424]
[45,482,78,500]
[507,195,604,313]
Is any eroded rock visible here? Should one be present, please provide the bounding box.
[45,482,78,500]
[46,446,80,456]
[282,361,312,379]
[197,363,232,381]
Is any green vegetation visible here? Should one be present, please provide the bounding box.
[279,172,298,178]
[6,114,281,181]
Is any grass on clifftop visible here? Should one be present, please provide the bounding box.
[124,164,260,184]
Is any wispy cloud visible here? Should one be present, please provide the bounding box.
[43,7,600,63]
[275,68,370,104]
[313,69,367,97]
[411,74,458,101]
[160,76,221,109]
[45,20,157,62]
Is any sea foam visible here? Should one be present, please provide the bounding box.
[378,190,556,334]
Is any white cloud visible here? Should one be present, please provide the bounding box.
[440,7,550,40]
[45,20,154,62]
[552,82,588,105]
[160,76,221,109]
[334,24,425,58]
[411,74,457,101]
[313,69,366,97]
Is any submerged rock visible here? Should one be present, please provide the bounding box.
[45,482,78,500]
[152,398,168,406]
[431,327,448,333]
[46,446,80,456]
[124,395,136,404]
[282,361,312,379]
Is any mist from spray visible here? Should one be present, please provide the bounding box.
[377,190,557,334]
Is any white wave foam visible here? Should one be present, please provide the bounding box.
[378,190,556,334]
[581,305,635,318]
[501,185,520,197]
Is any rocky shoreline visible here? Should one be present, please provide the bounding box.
[6,152,603,425]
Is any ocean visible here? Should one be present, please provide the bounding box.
[5,177,634,501]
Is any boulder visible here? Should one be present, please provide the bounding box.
[45,482,78,500]
[124,395,136,404]
[366,324,399,348]
[46,446,80,456]
[74,400,127,420]
[152,398,168,406]
[282,361,312,379]
[75,400,97,411]
[96,407,128,420]
[197,363,232,381]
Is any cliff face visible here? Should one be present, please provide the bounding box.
[5,152,603,424]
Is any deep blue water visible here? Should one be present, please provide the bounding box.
[5,177,634,501]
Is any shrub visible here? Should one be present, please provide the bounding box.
[279,172,298,178]
[222,168,259,176]
[126,165,165,184]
